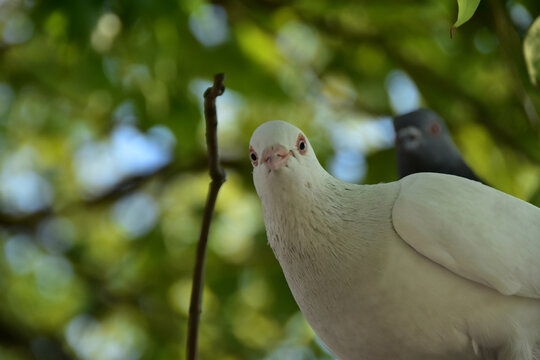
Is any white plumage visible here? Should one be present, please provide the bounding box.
[394,174,540,298]
[249,120,540,360]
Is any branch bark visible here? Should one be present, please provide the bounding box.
[186,73,226,360]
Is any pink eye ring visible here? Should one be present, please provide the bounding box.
[249,146,258,166]
[430,122,441,135]
[296,134,307,155]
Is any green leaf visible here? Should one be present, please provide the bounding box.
[450,0,481,38]
[524,16,540,86]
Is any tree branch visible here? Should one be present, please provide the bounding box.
[0,154,248,230]
[308,15,540,165]
[186,73,226,360]
[487,0,540,130]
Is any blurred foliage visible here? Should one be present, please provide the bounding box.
[525,16,540,85]
[0,0,539,359]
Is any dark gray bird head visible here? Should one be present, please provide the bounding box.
[393,108,485,183]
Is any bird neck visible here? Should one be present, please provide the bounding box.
[259,170,360,268]
[258,168,403,319]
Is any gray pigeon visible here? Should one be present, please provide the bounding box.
[393,108,485,183]
[250,120,540,360]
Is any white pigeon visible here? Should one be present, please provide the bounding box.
[249,120,540,360]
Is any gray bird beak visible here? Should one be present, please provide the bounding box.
[397,126,423,150]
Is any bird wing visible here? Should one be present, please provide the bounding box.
[391,172,540,299]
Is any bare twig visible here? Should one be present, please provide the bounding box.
[186,73,226,360]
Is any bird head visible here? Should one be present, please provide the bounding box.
[392,109,462,173]
[249,121,323,199]
[393,108,450,152]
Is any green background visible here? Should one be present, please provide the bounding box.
[0,0,539,359]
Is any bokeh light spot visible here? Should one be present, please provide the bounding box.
[328,117,395,183]
[509,2,533,32]
[329,149,366,183]
[0,170,53,214]
[74,124,173,196]
[3,11,34,44]
[91,13,122,53]
[277,21,322,65]
[474,28,498,54]
[385,70,421,114]
[4,234,40,275]
[112,192,159,239]
[34,254,74,298]
[37,217,77,254]
[188,5,228,47]
[66,312,147,360]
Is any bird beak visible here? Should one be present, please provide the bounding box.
[397,126,422,150]
[262,145,291,171]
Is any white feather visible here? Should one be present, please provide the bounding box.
[250,121,540,360]
[392,172,540,298]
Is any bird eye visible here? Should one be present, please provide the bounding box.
[296,134,308,155]
[249,146,258,166]
[429,122,441,135]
